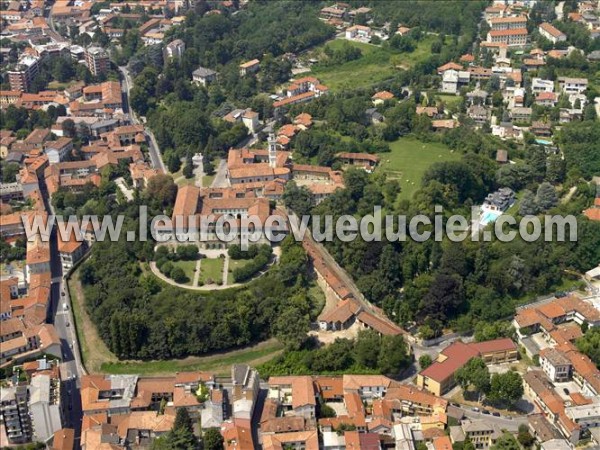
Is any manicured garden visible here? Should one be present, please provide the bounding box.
[198,257,224,285]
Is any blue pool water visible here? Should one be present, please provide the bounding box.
[536,139,552,145]
[480,210,502,226]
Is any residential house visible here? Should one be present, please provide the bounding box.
[44,137,73,164]
[482,187,515,212]
[320,6,346,20]
[441,70,459,94]
[510,106,532,121]
[416,106,439,117]
[449,419,503,449]
[267,376,316,419]
[531,78,554,94]
[163,38,185,62]
[345,25,371,41]
[336,152,379,171]
[536,92,557,107]
[273,77,329,112]
[365,108,384,124]
[467,105,491,124]
[239,59,260,76]
[558,77,588,95]
[496,150,508,164]
[231,365,260,420]
[57,228,86,269]
[223,108,259,134]
[372,90,394,105]
[530,121,552,137]
[192,66,217,86]
[539,23,567,43]
[540,348,572,382]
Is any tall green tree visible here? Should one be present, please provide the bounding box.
[488,371,524,406]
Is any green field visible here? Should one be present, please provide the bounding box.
[68,271,118,373]
[378,136,461,200]
[308,36,440,91]
[171,260,198,285]
[227,258,252,284]
[199,257,224,285]
[435,94,463,108]
[100,339,284,376]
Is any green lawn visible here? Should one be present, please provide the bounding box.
[377,136,461,200]
[199,257,224,285]
[435,94,463,108]
[47,80,70,90]
[203,158,219,188]
[203,174,215,187]
[100,339,284,376]
[171,260,198,285]
[227,258,252,285]
[172,169,196,187]
[67,271,118,373]
[308,36,438,91]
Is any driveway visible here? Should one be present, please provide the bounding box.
[211,159,230,188]
[115,177,134,201]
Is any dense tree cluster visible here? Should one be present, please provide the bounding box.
[80,210,317,359]
[52,181,117,217]
[151,409,198,450]
[455,357,524,406]
[0,237,26,263]
[366,1,486,36]
[259,330,412,377]
[230,244,272,283]
[556,120,600,179]
[1,105,67,133]
[576,327,600,368]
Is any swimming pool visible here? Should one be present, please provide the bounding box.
[535,139,553,145]
[480,210,502,226]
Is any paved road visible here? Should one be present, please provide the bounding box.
[447,405,527,432]
[118,66,166,173]
[211,159,230,188]
[39,178,84,449]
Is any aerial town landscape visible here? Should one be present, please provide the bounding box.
[0,0,600,449]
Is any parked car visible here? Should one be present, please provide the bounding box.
[492,412,501,417]
[482,409,491,415]
[472,407,480,412]
[563,388,570,395]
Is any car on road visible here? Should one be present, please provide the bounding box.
[61,292,65,297]
[66,322,70,327]
[482,409,491,415]
[563,388,569,395]
[492,412,501,417]
[471,407,480,412]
